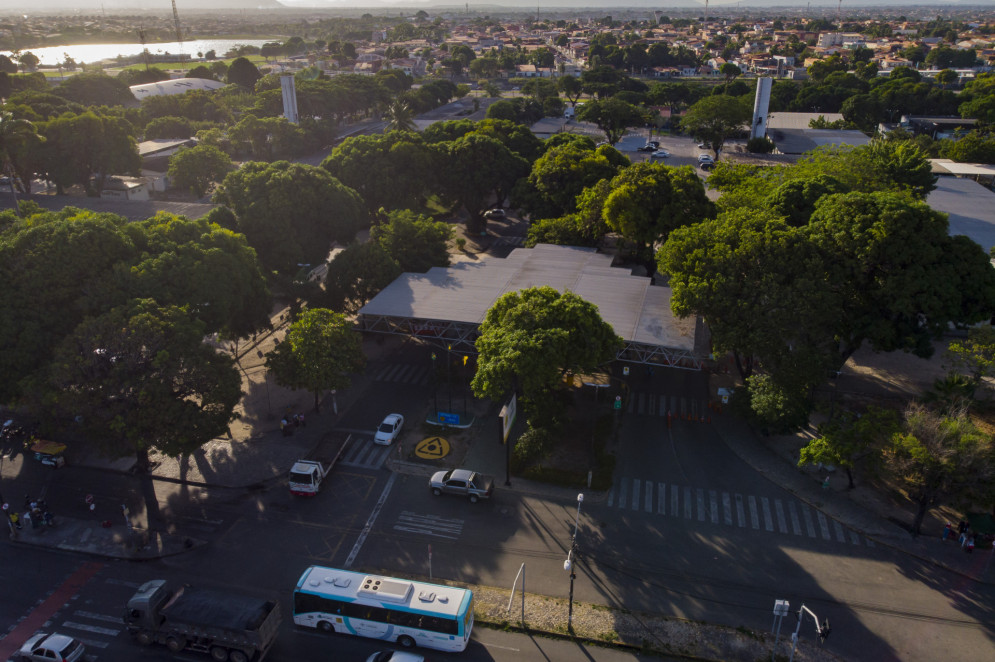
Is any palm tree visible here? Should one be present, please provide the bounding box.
[0,111,38,216]
[384,99,417,133]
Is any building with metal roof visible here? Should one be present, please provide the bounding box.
[129,77,227,101]
[927,175,995,254]
[357,243,707,369]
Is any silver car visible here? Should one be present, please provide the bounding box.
[18,633,85,662]
[429,468,494,502]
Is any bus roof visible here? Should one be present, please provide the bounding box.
[295,566,470,619]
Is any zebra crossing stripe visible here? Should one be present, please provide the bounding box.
[775,500,788,533]
[788,501,802,535]
[696,488,706,522]
[833,520,847,543]
[683,487,692,519]
[749,496,760,529]
[631,479,641,511]
[761,497,773,531]
[849,530,861,545]
[722,492,732,525]
[709,490,719,524]
[817,511,832,540]
[735,494,746,527]
[619,479,628,509]
[802,505,816,537]
[658,483,666,514]
[671,484,679,517]
[645,481,653,513]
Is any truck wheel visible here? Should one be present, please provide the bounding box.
[165,636,187,652]
[398,635,416,649]
[470,494,479,503]
[229,650,249,662]
[210,646,229,661]
[135,631,153,646]
[432,488,442,496]
[317,620,333,632]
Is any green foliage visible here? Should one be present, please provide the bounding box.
[799,407,900,488]
[47,299,242,466]
[370,209,452,273]
[525,215,600,248]
[53,72,134,106]
[215,160,365,273]
[39,111,141,196]
[144,116,193,140]
[525,143,625,218]
[167,144,233,198]
[743,373,811,433]
[322,242,402,313]
[888,403,995,535]
[227,56,262,89]
[764,175,848,227]
[265,308,366,411]
[472,287,623,422]
[945,326,995,398]
[576,97,646,145]
[745,137,774,154]
[510,426,553,471]
[679,95,751,155]
[942,131,995,163]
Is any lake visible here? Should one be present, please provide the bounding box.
[1,39,274,67]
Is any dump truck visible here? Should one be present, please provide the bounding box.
[288,434,350,496]
[124,579,281,662]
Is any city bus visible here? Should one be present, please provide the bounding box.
[292,566,474,652]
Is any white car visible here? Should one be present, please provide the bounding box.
[697,154,715,165]
[649,149,671,159]
[18,633,85,662]
[366,651,424,662]
[374,413,404,445]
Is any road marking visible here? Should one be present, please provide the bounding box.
[683,487,692,519]
[62,621,121,636]
[709,490,718,524]
[761,497,773,531]
[775,500,788,533]
[833,520,847,543]
[749,496,759,529]
[722,492,732,526]
[658,483,666,514]
[735,494,745,527]
[69,636,110,649]
[696,488,705,522]
[644,481,653,513]
[344,472,396,568]
[482,642,521,652]
[788,501,802,535]
[631,479,640,511]
[74,610,124,624]
[849,530,861,545]
[817,511,831,540]
[803,505,816,537]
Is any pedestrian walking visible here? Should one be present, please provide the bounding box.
[943,523,953,541]
[822,476,830,490]
[958,520,968,535]
[297,413,305,427]
[966,536,975,554]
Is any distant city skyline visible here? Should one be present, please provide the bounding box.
[7,0,995,14]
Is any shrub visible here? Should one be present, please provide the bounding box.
[746,137,775,153]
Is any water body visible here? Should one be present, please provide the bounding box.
[1,39,273,67]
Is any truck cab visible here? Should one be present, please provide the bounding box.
[124,579,171,632]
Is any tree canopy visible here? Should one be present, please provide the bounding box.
[679,94,751,156]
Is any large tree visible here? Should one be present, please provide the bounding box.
[0,110,38,214]
[576,97,646,145]
[370,209,452,273]
[601,162,715,278]
[265,308,366,411]
[888,403,995,536]
[167,144,233,198]
[799,406,900,489]
[322,242,402,313]
[523,142,625,219]
[47,299,242,470]
[227,56,262,89]
[39,111,141,196]
[472,287,623,425]
[679,94,751,156]
[215,161,365,273]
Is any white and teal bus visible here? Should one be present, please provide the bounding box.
[292,566,474,652]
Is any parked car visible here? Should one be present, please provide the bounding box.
[429,468,494,502]
[697,154,715,165]
[374,413,404,445]
[366,652,424,662]
[697,141,711,149]
[636,144,656,152]
[650,149,671,159]
[484,208,506,220]
[18,633,85,662]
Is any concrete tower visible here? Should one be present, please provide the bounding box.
[281,74,299,124]
[751,76,773,140]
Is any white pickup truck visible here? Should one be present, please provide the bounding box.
[289,435,350,496]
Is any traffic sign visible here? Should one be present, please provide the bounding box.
[437,412,459,425]
[614,395,622,410]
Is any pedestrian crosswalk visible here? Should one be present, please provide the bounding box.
[339,437,393,470]
[626,392,711,420]
[604,477,873,547]
[392,510,465,540]
[375,363,432,387]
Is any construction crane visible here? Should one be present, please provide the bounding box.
[171,0,183,43]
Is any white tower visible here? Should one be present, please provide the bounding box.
[751,77,773,140]
[280,75,299,124]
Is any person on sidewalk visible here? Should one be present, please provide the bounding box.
[966,536,975,554]
[943,523,953,541]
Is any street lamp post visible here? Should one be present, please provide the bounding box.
[563,493,584,632]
